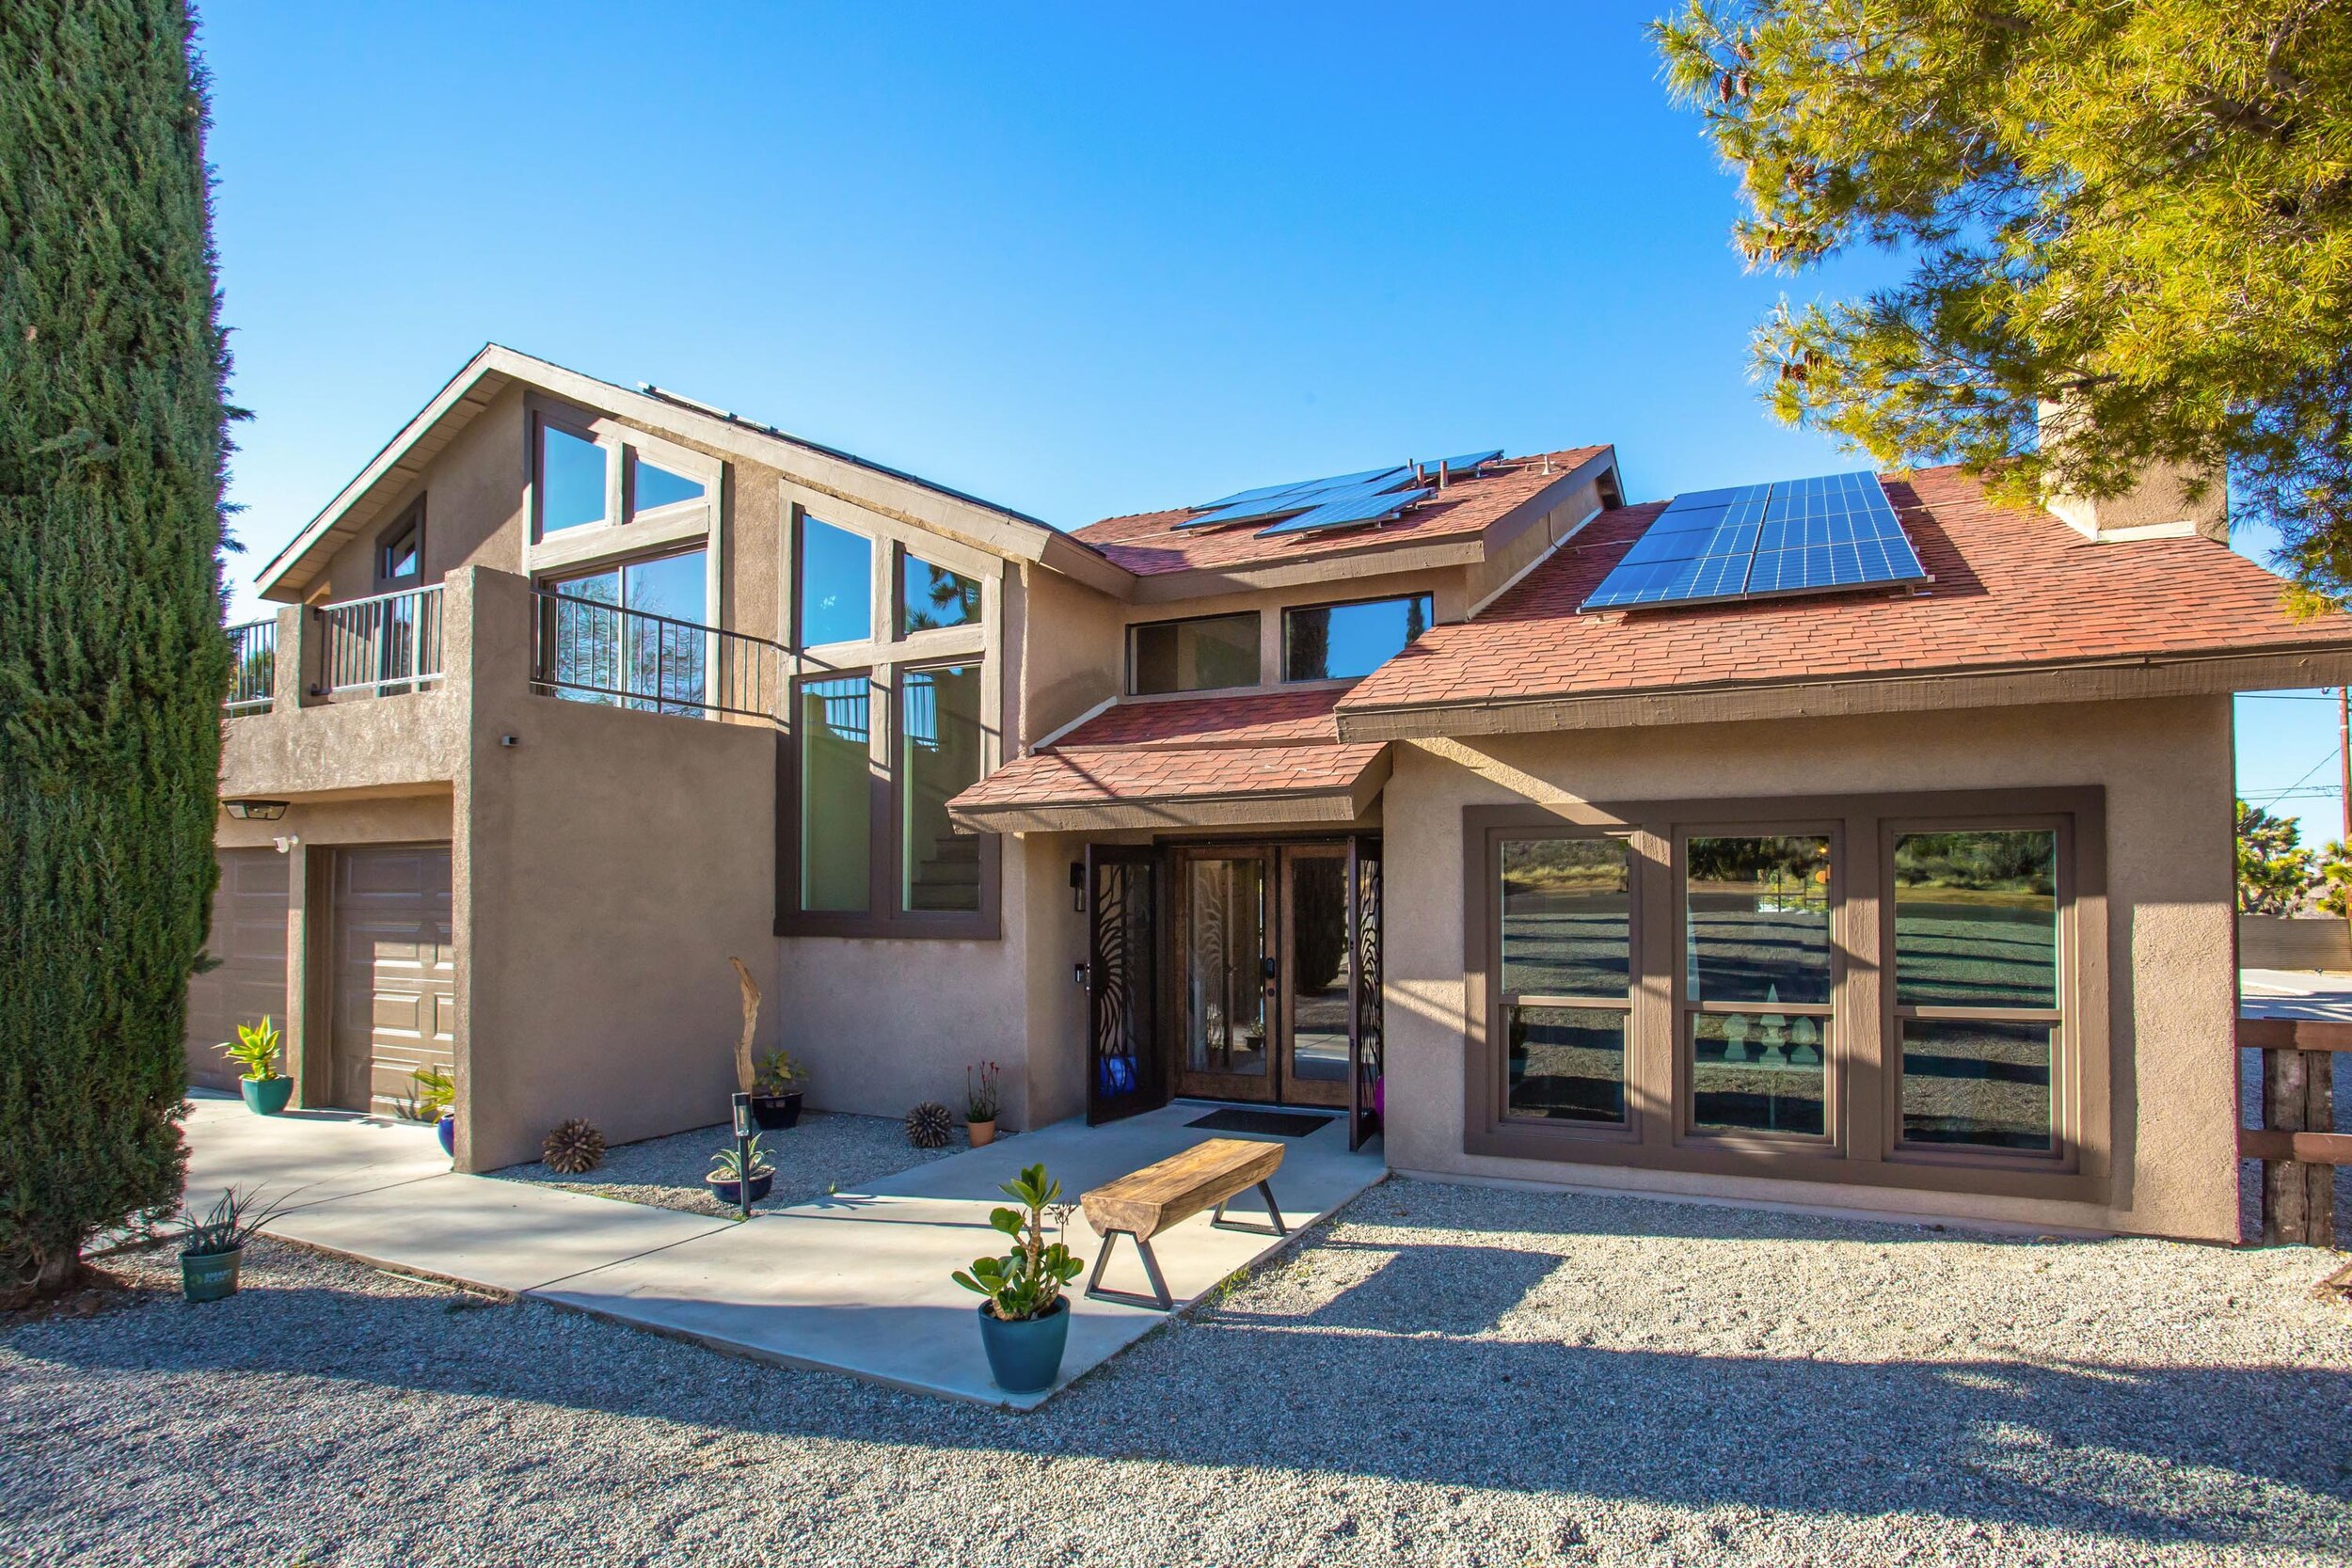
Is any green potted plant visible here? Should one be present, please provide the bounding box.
[965,1060,1002,1147]
[174,1185,292,1303]
[218,1016,293,1116]
[410,1065,455,1156]
[750,1049,808,1131]
[952,1163,1085,1393]
[706,1132,773,1206]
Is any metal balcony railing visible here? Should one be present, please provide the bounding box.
[224,618,276,714]
[531,588,784,721]
[317,583,444,698]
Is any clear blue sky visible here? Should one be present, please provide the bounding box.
[196,1,2341,841]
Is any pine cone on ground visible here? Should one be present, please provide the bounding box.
[542,1117,606,1175]
[905,1101,953,1149]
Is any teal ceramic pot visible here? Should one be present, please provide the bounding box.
[241,1076,294,1116]
[436,1113,455,1157]
[976,1296,1071,1394]
[181,1247,242,1303]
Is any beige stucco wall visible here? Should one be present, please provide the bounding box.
[1376,695,2240,1241]
[453,567,780,1171]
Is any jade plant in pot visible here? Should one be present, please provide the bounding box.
[410,1065,456,1156]
[750,1049,808,1132]
[952,1163,1085,1394]
[174,1185,293,1303]
[219,1016,293,1116]
[706,1132,774,1207]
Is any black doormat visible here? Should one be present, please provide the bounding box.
[1185,1107,1336,1137]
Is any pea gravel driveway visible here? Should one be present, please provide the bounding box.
[6,1179,2349,1568]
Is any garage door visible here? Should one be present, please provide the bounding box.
[331,845,455,1116]
[184,848,292,1093]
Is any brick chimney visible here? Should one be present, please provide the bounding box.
[2039,399,2228,544]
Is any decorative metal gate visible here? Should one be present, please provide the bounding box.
[1085,845,1162,1124]
[1346,835,1384,1150]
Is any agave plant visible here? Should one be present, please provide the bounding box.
[217,1017,283,1081]
[173,1185,295,1258]
[707,1132,771,1184]
[952,1163,1085,1322]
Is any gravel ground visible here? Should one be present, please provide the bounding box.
[7,1177,2351,1568]
[485,1110,978,1215]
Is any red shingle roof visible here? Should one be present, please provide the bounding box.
[1337,466,2352,720]
[1071,449,1611,577]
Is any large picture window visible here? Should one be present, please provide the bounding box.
[1283,593,1433,682]
[541,548,708,713]
[1466,790,2101,1201]
[798,675,872,912]
[1499,836,1632,1125]
[1891,828,2061,1152]
[800,517,873,646]
[901,664,985,912]
[1129,612,1259,694]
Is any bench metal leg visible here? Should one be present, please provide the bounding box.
[1210,1180,1288,1237]
[1085,1228,1173,1310]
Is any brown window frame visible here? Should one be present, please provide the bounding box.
[1881,812,2078,1171]
[1126,610,1263,696]
[1489,826,1643,1140]
[774,662,1002,941]
[1462,788,2107,1204]
[375,499,425,588]
[1279,591,1436,684]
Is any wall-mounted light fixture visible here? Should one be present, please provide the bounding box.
[222,800,288,821]
[1069,861,1085,912]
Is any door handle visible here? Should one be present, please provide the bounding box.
[1262,956,1279,986]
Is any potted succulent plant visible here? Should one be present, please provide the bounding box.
[174,1185,292,1303]
[219,1016,293,1116]
[952,1163,1085,1394]
[706,1132,774,1207]
[410,1065,456,1156]
[749,1049,808,1132]
[965,1060,1001,1148]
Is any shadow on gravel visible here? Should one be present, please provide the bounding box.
[18,1241,2351,1559]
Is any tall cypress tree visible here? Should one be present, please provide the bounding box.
[0,1,231,1297]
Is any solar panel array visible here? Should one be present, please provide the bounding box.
[1183,450,1504,538]
[1580,469,1927,611]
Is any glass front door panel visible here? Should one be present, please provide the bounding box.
[1285,852,1352,1092]
[1183,856,1268,1082]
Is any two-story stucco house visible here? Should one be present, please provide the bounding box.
[192,343,2352,1243]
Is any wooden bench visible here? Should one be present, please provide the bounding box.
[1081,1137,1287,1309]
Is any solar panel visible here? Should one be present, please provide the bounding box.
[1180,448,1501,538]
[1580,470,1925,611]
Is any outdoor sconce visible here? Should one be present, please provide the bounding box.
[1069,860,1085,911]
[222,799,288,821]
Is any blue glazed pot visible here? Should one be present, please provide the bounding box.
[706,1169,773,1206]
[240,1076,294,1116]
[181,1247,242,1303]
[436,1113,454,1157]
[977,1296,1071,1394]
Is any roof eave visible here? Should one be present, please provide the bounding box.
[946,748,1391,834]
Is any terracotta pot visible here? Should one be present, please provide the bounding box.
[967,1118,997,1148]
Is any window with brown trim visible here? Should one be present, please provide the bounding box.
[1498,834,1633,1125]
[1462,790,2105,1203]
[1129,611,1259,695]
[1888,824,2064,1155]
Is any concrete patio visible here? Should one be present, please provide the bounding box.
[180,1094,1385,1407]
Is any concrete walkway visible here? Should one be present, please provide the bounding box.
[183,1095,1384,1408]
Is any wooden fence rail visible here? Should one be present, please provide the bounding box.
[2236,1017,2347,1246]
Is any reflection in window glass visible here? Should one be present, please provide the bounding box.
[1130,613,1259,694]
[1184,857,1268,1078]
[544,551,707,712]
[381,516,421,579]
[901,664,984,912]
[1501,838,1629,999]
[542,425,608,533]
[1692,1010,1827,1134]
[634,458,706,513]
[1893,831,2058,1008]
[1506,1006,1627,1123]
[1283,594,1433,681]
[801,518,872,646]
[1900,1019,2054,1149]
[799,676,871,911]
[902,556,981,633]
[1686,835,1832,1005]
